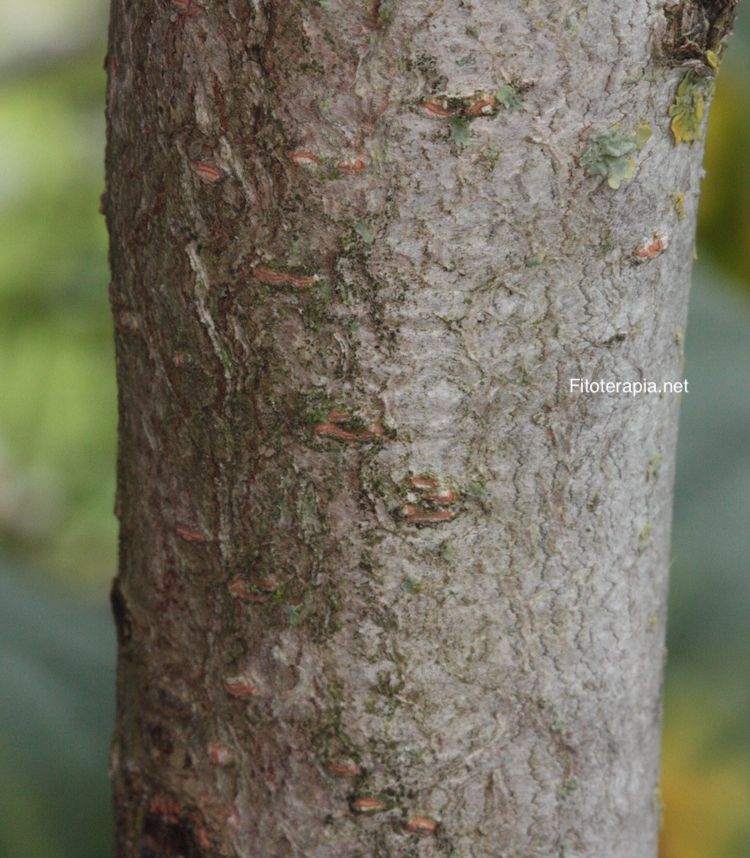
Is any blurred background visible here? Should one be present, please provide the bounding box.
[0,2,748,856]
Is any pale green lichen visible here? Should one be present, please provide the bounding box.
[672,192,686,220]
[464,481,490,511]
[480,145,501,173]
[525,250,546,267]
[705,50,720,70]
[558,777,579,799]
[439,540,456,562]
[581,125,649,189]
[647,454,662,482]
[428,84,524,147]
[638,522,653,553]
[285,603,303,627]
[354,221,375,244]
[669,70,715,145]
[496,84,523,111]
[449,115,471,146]
[635,123,653,147]
[377,6,393,28]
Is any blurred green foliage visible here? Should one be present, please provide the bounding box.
[0,1,748,857]
[699,72,750,291]
[0,48,115,589]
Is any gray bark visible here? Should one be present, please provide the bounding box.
[106,1,730,856]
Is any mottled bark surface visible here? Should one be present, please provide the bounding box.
[106,2,726,856]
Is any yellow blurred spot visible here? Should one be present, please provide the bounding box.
[672,192,686,221]
[660,693,750,858]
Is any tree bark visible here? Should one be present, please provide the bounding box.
[106,2,730,856]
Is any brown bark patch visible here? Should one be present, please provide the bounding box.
[402,506,455,525]
[170,0,202,18]
[421,100,453,118]
[228,578,269,603]
[660,0,738,61]
[191,161,223,184]
[338,157,367,173]
[148,724,174,757]
[288,150,321,167]
[350,796,388,814]
[329,759,361,778]
[405,815,439,836]
[110,577,132,646]
[174,525,209,543]
[207,743,234,767]
[634,234,669,260]
[253,267,317,288]
[141,797,204,858]
[223,677,258,699]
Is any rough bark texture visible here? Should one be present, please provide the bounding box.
[106,2,726,856]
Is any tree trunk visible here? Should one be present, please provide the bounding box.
[105,2,732,855]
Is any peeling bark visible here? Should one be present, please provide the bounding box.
[106,1,728,855]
